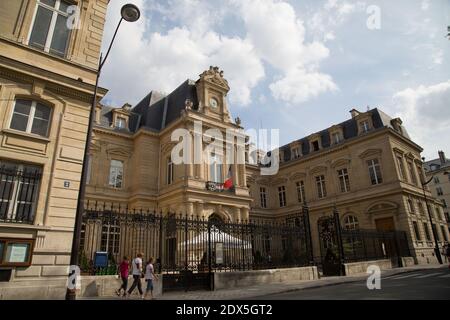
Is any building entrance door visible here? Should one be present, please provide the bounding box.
[375,217,395,232]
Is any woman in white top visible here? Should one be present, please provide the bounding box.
[144,257,158,300]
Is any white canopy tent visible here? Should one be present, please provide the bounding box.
[179,226,251,249]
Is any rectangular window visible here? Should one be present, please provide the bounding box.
[292,147,300,159]
[333,132,341,144]
[407,162,418,185]
[396,157,406,181]
[278,186,286,207]
[260,187,267,208]
[116,117,126,129]
[337,168,350,193]
[434,176,440,184]
[442,199,447,208]
[413,221,421,240]
[316,175,327,199]
[436,187,443,196]
[312,141,320,152]
[407,197,415,214]
[167,158,174,185]
[29,0,72,57]
[360,120,370,133]
[10,100,51,137]
[423,223,431,241]
[296,181,306,203]
[367,159,383,185]
[101,223,120,255]
[418,201,425,215]
[108,160,123,189]
[441,225,448,242]
[209,153,223,183]
[0,161,41,224]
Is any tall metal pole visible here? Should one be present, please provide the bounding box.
[422,177,443,264]
[65,17,125,300]
[333,206,345,276]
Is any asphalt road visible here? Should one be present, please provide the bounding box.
[251,268,450,300]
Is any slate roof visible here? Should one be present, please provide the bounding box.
[278,108,411,162]
[97,80,199,133]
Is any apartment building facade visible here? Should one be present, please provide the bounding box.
[0,0,109,299]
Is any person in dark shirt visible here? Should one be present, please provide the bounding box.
[116,256,129,297]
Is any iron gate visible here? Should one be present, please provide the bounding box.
[78,203,314,292]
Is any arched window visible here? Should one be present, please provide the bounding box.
[343,215,359,230]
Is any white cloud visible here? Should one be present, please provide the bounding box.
[392,80,450,157]
[421,0,430,11]
[236,0,337,104]
[100,0,336,108]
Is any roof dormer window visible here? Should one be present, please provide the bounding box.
[312,140,320,152]
[291,146,301,159]
[360,120,370,133]
[116,116,127,129]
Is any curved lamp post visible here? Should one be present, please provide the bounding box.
[420,157,449,265]
[65,3,140,300]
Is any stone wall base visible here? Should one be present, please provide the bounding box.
[343,259,392,276]
[213,266,319,291]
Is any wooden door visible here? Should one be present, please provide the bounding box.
[375,217,395,232]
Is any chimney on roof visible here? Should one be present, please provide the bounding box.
[350,109,360,118]
[438,151,446,165]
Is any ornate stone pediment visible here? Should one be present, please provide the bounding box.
[359,148,382,159]
[331,158,351,168]
[310,165,327,175]
[198,66,230,91]
[289,172,306,181]
[106,147,131,158]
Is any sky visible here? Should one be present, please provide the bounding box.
[99,0,450,160]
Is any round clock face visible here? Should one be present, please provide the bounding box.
[210,98,218,109]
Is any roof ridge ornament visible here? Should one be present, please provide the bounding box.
[198,66,230,91]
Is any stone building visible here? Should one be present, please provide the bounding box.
[424,151,450,235]
[0,0,109,298]
[87,69,449,267]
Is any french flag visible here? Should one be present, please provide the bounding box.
[223,165,233,190]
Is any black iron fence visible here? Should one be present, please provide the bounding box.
[78,204,313,278]
[0,165,41,224]
[341,229,410,265]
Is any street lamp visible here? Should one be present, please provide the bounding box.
[65,3,140,300]
[420,156,449,265]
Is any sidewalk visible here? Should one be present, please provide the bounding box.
[157,264,446,300]
[84,264,446,300]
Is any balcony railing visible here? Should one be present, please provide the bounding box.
[205,181,235,193]
[0,166,41,224]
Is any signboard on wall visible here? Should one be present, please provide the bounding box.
[0,239,34,267]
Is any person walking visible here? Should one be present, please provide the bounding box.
[116,256,129,297]
[127,253,144,299]
[143,257,158,300]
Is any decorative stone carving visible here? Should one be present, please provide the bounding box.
[235,117,241,126]
[185,99,193,110]
[198,66,230,90]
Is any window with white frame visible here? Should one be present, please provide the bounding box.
[101,221,120,255]
[0,161,41,223]
[292,147,301,159]
[360,120,370,133]
[29,0,73,57]
[108,160,123,189]
[396,157,406,181]
[343,215,359,230]
[209,153,223,183]
[10,99,51,137]
[167,157,174,185]
[407,197,415,214]
[296,181,306,203]
[260,187,267,208]
[337,168,350,193]
[332,132,341,144]
[316,175,327,199]
[115,117,127,129]
[407,162,418,185]
[278,186,287,207]
[367,159,383,185]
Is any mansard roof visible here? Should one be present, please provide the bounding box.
[278,108,411,162]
